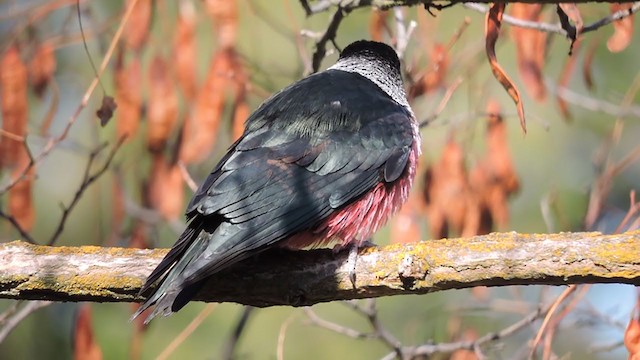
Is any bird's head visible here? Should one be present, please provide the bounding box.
[329,40,409,110]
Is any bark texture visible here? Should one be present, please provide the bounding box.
[1,230,639,306]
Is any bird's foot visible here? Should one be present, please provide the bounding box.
[333,239,377,289]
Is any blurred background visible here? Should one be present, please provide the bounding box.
[1,0,639,359]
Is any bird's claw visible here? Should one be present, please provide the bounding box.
[335,239,377,289]
[347,244,358,289]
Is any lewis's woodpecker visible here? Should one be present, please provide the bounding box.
[133,40,421,323]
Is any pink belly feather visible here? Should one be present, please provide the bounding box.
[283,140,420,249]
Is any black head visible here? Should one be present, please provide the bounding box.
[330,40,409,110]
[339,40,401,72]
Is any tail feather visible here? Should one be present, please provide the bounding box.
[137,218,203,297]
[132,217,218,323]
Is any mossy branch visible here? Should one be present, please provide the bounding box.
[1,230,639,307]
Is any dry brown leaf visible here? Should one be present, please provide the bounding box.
[124,0,152,51]
[128,223,149,251]
[626,307,640,359]
[114,52,142,139]
[0,46,29,168]
[8,151,34,232]
[28,42,56,97]
[510,4,547,102]
[96,96,117,127]
[180,49,235,164]
[206,0,238,49]
[147,55,179,152]
[148,153,184,220]
[174,0,197,99]
[424,43,449,93]
[485,3,526,133]
[423,139,480,238]
[608,3,635,53]
[8,176,34,232]
[74,304,103,360]
[469,101,520,232]
[369,9,389,41]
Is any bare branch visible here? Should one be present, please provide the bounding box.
[221,306,255,360]
[47,139,124,246]
[465,2,640,38]
[0,210,36,244]
[381,303,548,359]
[305,307,373,339]
[301,0,640,17]
[0,231,639,306]
[156,304,217,360]
[361,299,404,355]
[393,8,417,59]
[0,301,51,343]
[552,85,640,119]
[311,6,345,73]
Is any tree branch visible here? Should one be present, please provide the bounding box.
[301,0,639,15]
[464,2,640,38]
[1,231,639,306]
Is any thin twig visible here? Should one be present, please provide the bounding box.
[311,6,345,73]
[0,194,37,244]
[304,308,373,339]
[156,304,217,360]
[541,285,591,360]
[393,7,417,60]
[380,303,549,359]
[552,85,640,119]
[47,138,125,246]
[0,129,25,142]
[277,312,297,360]
[588,339,625,353]
[177,161,198,192]
[363,299,404,357]
[464,2,640,38]
[529,285,577,359]
[615,191,640,233]
[0,0,84,53]
[46,14,122,51]
[221,306,254,360]
[123,197,185,235]
[419,76,465,128]
[284,0,313,74]
[0,301,51,343]
[299,0,313,16]
[0,301,21,325]
[77,0,105,94]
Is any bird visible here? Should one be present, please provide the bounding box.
[132,40,421,323]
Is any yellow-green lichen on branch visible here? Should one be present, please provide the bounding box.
[0,231,639,306]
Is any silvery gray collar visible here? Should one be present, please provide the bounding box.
[328,54,412,113]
